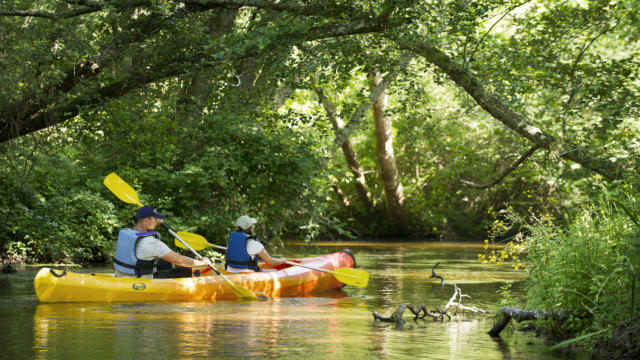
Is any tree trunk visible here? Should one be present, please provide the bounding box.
[178,74,212,120]
[314,86,374,215]
[369,68,409,235]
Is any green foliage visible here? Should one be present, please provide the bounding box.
[1,4,639,358]
[0,144,121,263]
[497,281,517,308]
[1,0,639,273]
[503,197,640,345]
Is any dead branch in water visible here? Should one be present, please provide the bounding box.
[431,262,444,287]
[444,284,488,316]
[373,284,488,325]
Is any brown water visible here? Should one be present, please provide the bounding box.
[0,242,589,359]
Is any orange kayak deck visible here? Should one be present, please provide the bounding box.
[34,250,356,303]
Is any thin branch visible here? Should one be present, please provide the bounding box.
[184,0,362,17]
[0,7,98,18]
[392,33,625,180]
[430,262,445,287]
[466,1,531,65]
[0,0,145,19]
[454,144,541,189]
[561,2,640,137]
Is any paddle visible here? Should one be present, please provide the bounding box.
[103,172,261,300]
[103,172,144,207]
[175,231,226,251]
[164,225,261,300]
[283,260,369,288]
[174,231,369,288]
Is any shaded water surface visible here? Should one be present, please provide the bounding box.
[0,242,588,359]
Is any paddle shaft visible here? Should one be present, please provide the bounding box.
[164,225,228,277]
[284,260,335,275]
[182,241,341,274]
[212,244,339,275]
[204,242,227,252]
[163,224,203,259]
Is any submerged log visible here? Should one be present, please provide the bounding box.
[488,306,588,337]
[373,284,487,325]
[373,303,447,324]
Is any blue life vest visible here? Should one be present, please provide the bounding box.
[225,232,260,272]
[113,229,159,276]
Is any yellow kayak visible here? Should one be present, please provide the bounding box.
[34,250,356,302]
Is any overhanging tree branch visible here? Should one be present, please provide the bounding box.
[393,35,626,181]
[1,56,191,143]
[1,18,385,142]
[0,7,198,141]
[0,7,98,18]
[0,0,365,19]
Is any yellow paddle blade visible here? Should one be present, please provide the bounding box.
[330,267,369,288]
[207,266,261,300]
[175,232,227,251]
[227,280,261,300]
[175,232,212,251]
[103,173,143,207]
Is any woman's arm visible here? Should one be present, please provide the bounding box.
[256,249,286,266]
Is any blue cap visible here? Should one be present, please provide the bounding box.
[137,205,164,219]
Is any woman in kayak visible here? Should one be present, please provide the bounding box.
[114,205,212,278]
[225,215,286,272]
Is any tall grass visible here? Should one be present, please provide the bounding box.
[512,200,640,348]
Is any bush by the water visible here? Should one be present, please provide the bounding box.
[496,196,640,357]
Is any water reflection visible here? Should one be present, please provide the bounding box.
[32,294,363,359]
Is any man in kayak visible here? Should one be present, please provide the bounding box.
[114,205,212,278]
[225,215,286,272]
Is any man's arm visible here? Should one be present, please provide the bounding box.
[161,251,212,268]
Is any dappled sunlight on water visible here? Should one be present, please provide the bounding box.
[1,242,589,359]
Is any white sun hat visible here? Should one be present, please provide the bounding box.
[236,215,257,230]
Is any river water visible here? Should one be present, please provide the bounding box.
[0,242,589,359]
